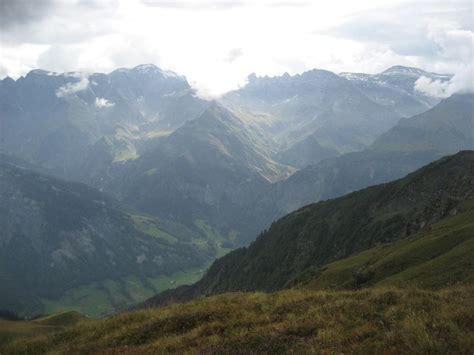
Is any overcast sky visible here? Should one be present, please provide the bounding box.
[0,0,472,96]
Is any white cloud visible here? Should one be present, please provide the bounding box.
[225,48,243,63]
[56,74,89,97]
[414,76,451,98]
[414,20,473,98]
[415,66,474,98]
[0,0,472,96]
[95,97,115,108]
[141,0,244,10]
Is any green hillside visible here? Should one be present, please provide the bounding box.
[0,311,87,348]
[294,199,474,290]
[2,287,473,354]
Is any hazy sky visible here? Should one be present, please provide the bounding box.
[0,0,472,96]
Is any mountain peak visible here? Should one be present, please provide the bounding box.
[1,76,15,84]
[381,65,427,76]
[299,68,339,80]
[26,69,53,76]
[132,63,183,79]
[133,63,159,71]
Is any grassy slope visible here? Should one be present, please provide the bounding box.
[294,200,474,290]
[0,311,86,348]
[38,214,221,317]
[40,268,207,317]
[2,287,473,354]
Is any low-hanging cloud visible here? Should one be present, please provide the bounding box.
[414,22,473,98]
[415,66,473,98]
[56,74,90,97]
[95,97,115,108]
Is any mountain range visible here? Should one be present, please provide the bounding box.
[1,65,454,241]
[0,63,472,317]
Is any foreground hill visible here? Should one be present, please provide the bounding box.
[2,287,473,354]
[146,151,474,305]
[0,155,215,317]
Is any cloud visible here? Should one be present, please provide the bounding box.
[324,0,473,58]
[56,74,90,97]
[141,0,308,10]
[414,76,451,98]
[0,0,472,96]
[95,97,115,108]
[0,1,118,46]
[415,66,474,98]
[225,48,243,63]
[413,19,473,98]
[37,45,82,73]
[141,0,244,10]
[268,1,309,7]
[0,0,53,30]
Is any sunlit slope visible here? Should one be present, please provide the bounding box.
[294,200,474,290]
